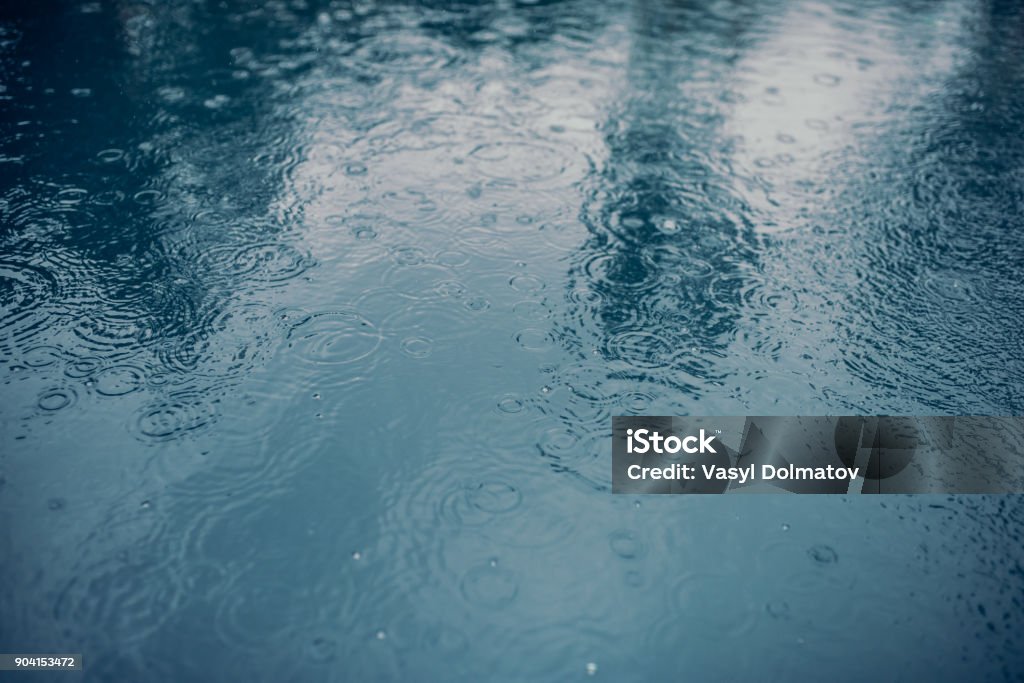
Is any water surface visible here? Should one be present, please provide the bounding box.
[1,0,1023,680]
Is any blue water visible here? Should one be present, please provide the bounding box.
[2,0,1023,680]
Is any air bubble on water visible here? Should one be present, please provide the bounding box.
[375,629,387,640]
[586,662,598,676]
[352,551,362,560]
[497,396,524,414]
[781,523,790,531]
[489,557,498,567]
[141,500,152,510]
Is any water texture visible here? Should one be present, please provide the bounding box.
[1,0,1023,680]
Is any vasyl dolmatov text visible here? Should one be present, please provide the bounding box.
[611,416,1024,494]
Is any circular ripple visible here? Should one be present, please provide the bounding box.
[435,250,469,268]
[738,280,801,318]
[920,270,976,303]
[434,280,468,299]
[96,148,125,163]
[375,187,455,227]
[538,427,580,460]
[38,387,77,412]
[0,260,59,342]
[463,296,490,312]
[509,274,545,294]
[390,246,428,266]
[919,270,979,327]
[344,161,367,176]
[670,573,758,638]
[372,293,473,356]
[74,281,199,353]
[349,33,457,74]
[229,243,313,283]
[56,187,88,204]
[52,553,184,648]
[543,431,612,492]
[459,564,518,608]
[215,580,301,650]
[133,189,165,206]
[22,345,63,368]
[676,256,715,279]
[567,284,602,306]
[400,336,433,358]
[807,544,839,565]
[512,300,552,321]
[605,329,678,369]
[609,530,645,560]
[352,225,378,241]
[94,365,146,396]
[133,393,217,442]
[468,141,580,185]
[92,193,127,209]
[554,363,617,405]
[439,480,523,527]
[582,251,660,293]
[497,395,525,414]
[287,310,382,366]
[73,307,153,351]
[382,262,457,300]
[616,390,657,415]
[64,356,104,379]
[514,328,556,352]
[159,302,279,379]
[538,220,586,253]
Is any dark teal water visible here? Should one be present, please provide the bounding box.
[2,0,1024,680]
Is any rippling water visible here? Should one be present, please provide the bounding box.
[2,0,1023,680]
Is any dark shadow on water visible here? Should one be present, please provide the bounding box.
[560,0,764,428]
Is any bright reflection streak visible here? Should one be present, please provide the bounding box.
[721,0,975,230]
